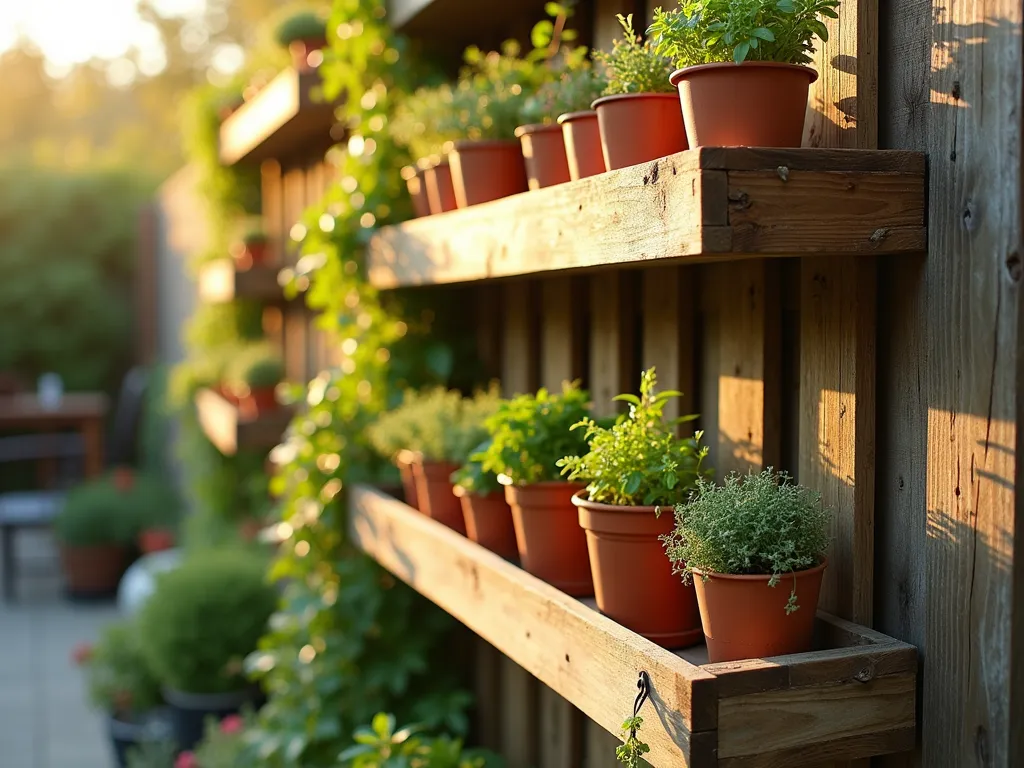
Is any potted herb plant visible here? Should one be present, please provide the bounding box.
[664,468,830,662]
[393,86,461,215]
[235,229,269,270]
[651,0,839,147]
[138,549,276,751]
[366,393,422,510]
[400,164,431,219]
[78,618,169,767]
[225,345,284,419]
[559,368,711,648]
[275,11,327,73]
[451,439,518,559]
[475,383,594,596]
[592,14,686,171]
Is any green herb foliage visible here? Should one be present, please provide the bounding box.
[649,0,840,66]
[54,471,179,547]
[125,740,178,768]
[138,549,276,694]
[595,14,676,95]
[615,716,650,768]
[275,11,327,46]
[475,383,592,486]
[226,343,285,390]
[663,468,830,612]
[520,63,607,124]
[339,712,502,768]
[558,367,710,506]
[450,439,502,497]
[82,618,163,716]
[391,84,462,161]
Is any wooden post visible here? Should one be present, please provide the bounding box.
[641,266,695,425]
[589,271,636,415]
[501,281,538,397]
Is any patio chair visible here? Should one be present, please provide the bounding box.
[0,367,149,602]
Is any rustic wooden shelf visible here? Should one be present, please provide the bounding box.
[197,261,285,304]
[195,388,291,456]
[350,485,918,767]
[367,148,926,289]
[388,0,550,56]
[219,67,339,165]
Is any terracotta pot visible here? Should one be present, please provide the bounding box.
[138,528,175,554]
[424,159,458,213]
[404,166,431,218]
[238,387,277,419]
[458,489,518,559]
[412,461,466,534]
[670,62,817,148]
[592,93,688,171]
[515,123,571,190]
[395,452,420,510]
[449,140,528,208]
[505,482,592,596]
[234,240,269,271]
[289,36,327,73]
[558,111,606,180]
[573,493,702,648]
[693,559,827,662]
[59,544,127,597]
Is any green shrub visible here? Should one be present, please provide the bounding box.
[340,712,503,768]
[594,14,676,95]
[54,471,179,546]
[663,468,830,611]
[80,618,163,716]
[558,367,711,506]
[138,550,276,694]
[649,0,840,66]
[274,11,326,46]
[226,344,284,390]
[475,382,592,485]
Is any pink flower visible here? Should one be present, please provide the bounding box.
[220,714,243,734]
[174,752,197,768]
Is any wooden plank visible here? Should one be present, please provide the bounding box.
[475,284,503,382]
[641,266,695,424]
[501,281,537,396]
[367,149,926,289]
[584,724,623,768]
[500,655,538,768]
[922,0,1022,765]
[194,388,291,456]
[473,639,503,751]
[349,486,720,766]
[539,684,581,768]
[589,272,636,415]
[540,277,585,389]
[197,261,283,304]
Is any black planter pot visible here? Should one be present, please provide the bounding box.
[163,687,261,751]
[107,710,173,768]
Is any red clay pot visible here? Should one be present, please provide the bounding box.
[59,544,127,597]
[558,111,606,180]
[515,124,571,190]
[234,240,270,271]
[573,493,702,648]
[289,36,327,73]
[404,166,431,218]
[592,93,688,171]
[458,489,518,560]
[413,460,466,534]
[395,451,420,510]
[693,559,827,662]
[449,140,528,208]
[239,387,277,419]
[670,62,817,148]
[138,528,176,554]
[505,482,592,596]
[424,159,458,213]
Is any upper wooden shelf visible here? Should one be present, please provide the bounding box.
[219,68,339,165]
[367,148,926,289]
[195,388,291,456]
[350,485,917,768]
[198,261,284,304]
[388,0,549,58]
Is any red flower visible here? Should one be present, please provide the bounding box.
[174,751,197,768]
[71,642,93,665]
[220,714,243,734]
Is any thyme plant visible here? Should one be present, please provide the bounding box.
[594,14,676,95]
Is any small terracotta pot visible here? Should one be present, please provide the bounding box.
[693,559,827,662]
[449,140,528,208]
[138,528,176,554]
[558,111,606,180]
[234,240,269,271]
[239,387,277,419]
[424,159,458,213]
[289,36,327,73]
[59,544,127,597]
[515,124,571,190]
[404,166,431,218]
[458,489,518,559]
[413,461,466,534]
[395,452,420,510]
[505,482,592,596]
[670,62,817,148]
[592,93,688,171]
[573,493,702,648]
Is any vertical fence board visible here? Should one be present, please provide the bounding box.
[641,266,695,425]
[589,272,636,415]
[476,284,504,383]
[474,638,503,752]
[541,277,586,389]
[260,160,285,351]
[502,281,538,397]
[282,166,308,383]
[498,645,539,768]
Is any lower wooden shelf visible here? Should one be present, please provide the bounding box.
[350,485,917,768]
[198,261,284,304]
[194,388,292,456]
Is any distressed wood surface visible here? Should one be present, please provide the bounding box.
[641,266,695,424]
[589,272,636,415]
[194,388,291,456]
[540,277,586,389]
[367,149,925,289]
[501,281,537,396]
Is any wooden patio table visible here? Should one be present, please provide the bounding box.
[0,393,109,478]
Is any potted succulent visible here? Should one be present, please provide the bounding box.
[275,11,327,73]
[225,345,284,419]
[592,14,687,171]
[558,368,711,648]
[138,549,277,751]
[235,230,269,270]
[651,0,839,147]
[54,473,142,598]
[664,468,830,662]
[393,86,461,215]
[475,383,594,596]
[78,619,169,767]
[451,440,518,560]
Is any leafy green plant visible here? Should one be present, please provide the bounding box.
[125,739,177,768]
[663,468,830,612]
[226,344,285,391]
[594,14,676,95]
[615,716,650,768]
[392,84,462,161]
[558,367,710,506]
[54,471,179,546]
[339,713,502,768]
[520,64,607,124]
[475,382,593,485]
[649,0,840,66]
[79,618,163,717]
[242,229,268,246]
[191,712,253,768]
[450,440,502,496]
[275,11,327,46]
[138,549,276,694]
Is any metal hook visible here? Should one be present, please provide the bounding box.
[630,671,651,738]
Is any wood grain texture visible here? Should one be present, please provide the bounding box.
[500,655,538,768]
[923,1,1022,766]
[367,149,925,289]
[589,272,636,417]
[641,266,695,424]
[539,684,582,768]
[501,281,537,396]
[473,638,503,751]
[541,277,586,390]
